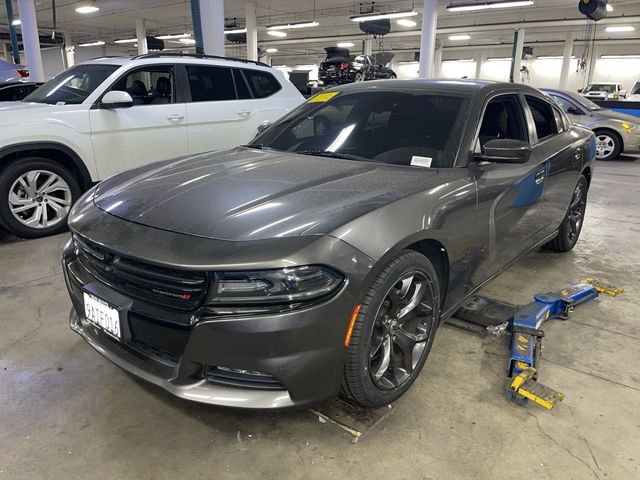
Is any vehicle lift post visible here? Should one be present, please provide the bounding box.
[505,284,599,410]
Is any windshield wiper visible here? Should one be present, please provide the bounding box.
[296,150,370,162]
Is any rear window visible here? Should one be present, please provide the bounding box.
[186,65,236,102]
[243,69,281,98]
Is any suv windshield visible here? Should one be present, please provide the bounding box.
[24,64,119,105]
[252,90,470,168]
[584,84,616,93]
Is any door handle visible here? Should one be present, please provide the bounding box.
[167,114,184,121]
[237,110,251,117]
[534,169,545,184]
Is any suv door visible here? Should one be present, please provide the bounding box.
[89,65,188,179]
[523,94,581,236]
[470,93,546,271]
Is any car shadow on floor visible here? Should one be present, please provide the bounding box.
[0,226,22,245]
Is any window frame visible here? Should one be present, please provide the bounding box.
[521,93,561,145]
[183,64,239,103]
[240,68,282,99]
[93,64,181,108]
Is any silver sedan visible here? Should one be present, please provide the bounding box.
[542,88,640,161]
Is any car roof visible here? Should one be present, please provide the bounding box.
[79,54,271,70]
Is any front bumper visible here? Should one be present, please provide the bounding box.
[63,204,373,409]
[622,130,640,154]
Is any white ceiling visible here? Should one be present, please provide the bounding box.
[1,0,639,61]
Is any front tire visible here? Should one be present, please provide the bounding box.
[0,158,81,238]
[544,175,588,252]
[594,130,622,161]
[342,251,441,407]
[354,71,365,82]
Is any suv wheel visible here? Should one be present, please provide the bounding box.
[544,175,588,252]
[342,250,440,407]
[0,158,81,238]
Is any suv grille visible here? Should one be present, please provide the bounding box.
[74,235,208,311]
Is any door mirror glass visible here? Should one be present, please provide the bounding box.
[101,90,134,109]
[567,106,582,115]
[481,139,531,164]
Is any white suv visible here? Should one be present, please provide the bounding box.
[0,53,304,237]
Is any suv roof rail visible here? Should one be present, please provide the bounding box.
[131,52,270,67]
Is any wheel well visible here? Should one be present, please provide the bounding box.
[0,146,92,190]
[405,239,449,304]
[582,166,592,187]
[593,127,623,151]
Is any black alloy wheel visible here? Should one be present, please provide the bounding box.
[544,175,588,252]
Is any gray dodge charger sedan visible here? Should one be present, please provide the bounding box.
[63,80,595,409]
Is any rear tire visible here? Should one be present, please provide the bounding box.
[0,157,81,238]
[544,175,588,252]
[354,72,365,82]
[594,129,622,161]
[342,250,441,407]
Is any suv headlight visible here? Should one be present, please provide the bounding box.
[209,265,344,310]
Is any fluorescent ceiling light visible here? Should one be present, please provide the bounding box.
[337,42,355,47]
[266,47,278,53]
[486,57,512,61]
[114,38,138,44]
[606,4,613,11]
[267,21,319,30]
[442,58,474,62]
[79,40,105,47]
[447,1,534,12]
[11,18,21,26]
[601,54,640,59]
[75,5,100,14]
[536,55,576,59]
[224,28,247,34]
[155,33,191,40]
[267,30,287,37]
[449,34,471,41]
[605,25,635,32]
[350,10,417,22]
[397,19,417,27]
[180,38,196,44]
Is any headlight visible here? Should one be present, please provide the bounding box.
[621,122,639,133]
[211,265,344,306]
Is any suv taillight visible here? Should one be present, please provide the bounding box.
[340,62,349,69]
[16,69,29,78]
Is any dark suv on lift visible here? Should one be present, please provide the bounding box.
[319,47,396,85]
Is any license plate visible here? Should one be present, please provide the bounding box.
[83,292,121,340]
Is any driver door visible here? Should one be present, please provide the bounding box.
[89,65,188,180]
[470,93,546,273]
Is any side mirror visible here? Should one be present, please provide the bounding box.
[577,88,584,94]
[567,106,582,115]
[257,121,272,134]
[481,139,532,164]
[101,90,134,109]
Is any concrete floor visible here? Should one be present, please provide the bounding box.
[1,157,639,480]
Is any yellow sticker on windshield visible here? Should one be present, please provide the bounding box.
[307,91,339,103]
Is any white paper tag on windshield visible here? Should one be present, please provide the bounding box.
[411,156,432,168]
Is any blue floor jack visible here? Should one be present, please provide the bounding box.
[505,284,599,410]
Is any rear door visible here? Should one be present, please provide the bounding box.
[89,64,188,179]
[522,94,581,236]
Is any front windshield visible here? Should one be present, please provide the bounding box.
[252,90,470,168]
[24,64,119,105]
[584,84,615,93]
[570,92,602,110]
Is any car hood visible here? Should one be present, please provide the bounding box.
[94,148,444,241]
[591,108,640,124]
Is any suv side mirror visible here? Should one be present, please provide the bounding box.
[577,88,584,94]
[567,106,582,115]
[257,121,272,134]
[101,90,134,109]
[481,139,531,164]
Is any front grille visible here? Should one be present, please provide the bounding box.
[205,366,285,390]
[74,235,208,311]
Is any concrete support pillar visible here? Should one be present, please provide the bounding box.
[200,0,225,56]
[510,28,525,83]
[559,34,574,89]
[363,38,373,56]
[245,2,258,61]
[433,47,443,78]
[475,51,485,80]
[418,0,439,78]
[136,18,148,55]
[61,32,74,69]
[17,0,44,81]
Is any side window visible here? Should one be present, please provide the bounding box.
[550,95,576,115]
[243,69,281,98]
[525,95,558,142]
[112,67,174,105]
[233,69,252,99]
[477,94,528,151]
[186,65,236,102]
